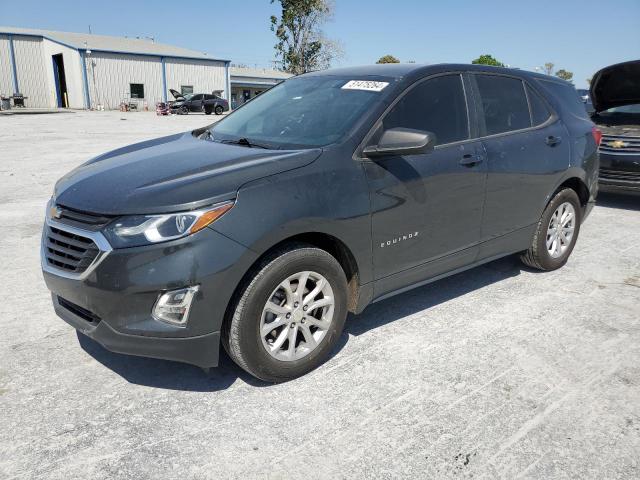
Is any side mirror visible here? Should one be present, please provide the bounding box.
[363,127,436,158]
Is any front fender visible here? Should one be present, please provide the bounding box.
[211,158,374,284]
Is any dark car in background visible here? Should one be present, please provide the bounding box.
[42,64,599,382]
[590,60,640,193]
[577,88,595,115]
[169,89,229,115]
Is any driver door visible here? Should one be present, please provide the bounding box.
[189,94,203,112]
[362,74,487,297]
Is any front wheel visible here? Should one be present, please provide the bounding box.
[520,188,582,271]
[222,245,348,382]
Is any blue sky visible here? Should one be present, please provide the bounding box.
[2,0,638,88]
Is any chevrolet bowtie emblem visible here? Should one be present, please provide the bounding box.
[49,205,62,219]
[610,140,627,149]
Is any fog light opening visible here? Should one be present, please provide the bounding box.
[152,286,199,326]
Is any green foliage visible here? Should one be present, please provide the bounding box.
[471,54,505,67]
[376,55,400,64]
[555,69,574,82]
[270,0,337,74]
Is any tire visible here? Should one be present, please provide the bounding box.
[520,188,582,271]
[214,105,223,115]
[222,244,348,382]
[204,108,212,115]
[180,106,189,115]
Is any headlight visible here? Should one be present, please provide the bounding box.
[103,201,233,248]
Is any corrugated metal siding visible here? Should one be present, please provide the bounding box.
[165,59,226,99]
[87,52,163,109]
[0,35,14,96]
[13,36,50,107]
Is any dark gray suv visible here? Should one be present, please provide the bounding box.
[42,64,600,382]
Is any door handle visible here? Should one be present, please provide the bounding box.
[459,153,483,167]
[546,135,562,146]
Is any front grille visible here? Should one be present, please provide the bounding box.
[44,225,100,273]
[599,134,640,154]
[599,168,640,183]
[54,205,113,231]
[58,296,101,325]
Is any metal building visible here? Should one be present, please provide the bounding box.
[0,27,230,110]
[230,66,292,108]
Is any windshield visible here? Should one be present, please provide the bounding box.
[182,94,194,101]
[603,103,640,114]
[210,76,389,148]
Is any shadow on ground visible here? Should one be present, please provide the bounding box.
[597,192,640,211]
[79,255,525,391]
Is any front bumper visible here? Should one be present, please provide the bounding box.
[42,221,258,368]
[52,294,221,367]
[598,151,640,193]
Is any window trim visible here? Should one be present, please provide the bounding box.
[469,72,558,142]
[355,72,472,160]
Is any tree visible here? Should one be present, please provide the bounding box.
[555,69,574,82]
[270,0,342,74]
[543,62,555,75]
[376,54,400,64]
[471,54,505,67]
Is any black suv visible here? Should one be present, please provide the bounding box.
[169,89,229,115]
[590,60,640,193]
[42,64,599,382]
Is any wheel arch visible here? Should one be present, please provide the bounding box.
[539,171,591,219]
[224,232,363,331]
[557,177,590,208]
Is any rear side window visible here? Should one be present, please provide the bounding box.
[383,75,469,145]
[539,80,590,119]
[475,75,530,135]
[526,85,552,126]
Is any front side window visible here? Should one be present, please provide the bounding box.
[382,75,469,145]
[210,76,387,148]
[475,75,530,135]
[191,94,203,101]
[130,83,144,99]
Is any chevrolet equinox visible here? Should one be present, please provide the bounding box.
[42,64,600,382]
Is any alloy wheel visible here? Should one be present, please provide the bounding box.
[546,201,576,258]
[260,271,334,361]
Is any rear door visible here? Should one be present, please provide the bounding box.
[363,74,487,296]
[471,74,570,242]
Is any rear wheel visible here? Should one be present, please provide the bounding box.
[520,188,582,271]
[214,105,224,115]
[222,245,348,382]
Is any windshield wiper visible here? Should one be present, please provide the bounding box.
[219,137,271,149]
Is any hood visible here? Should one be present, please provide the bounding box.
[54,132,321,215]
[169,89,185,100]
[590,60,640,112]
